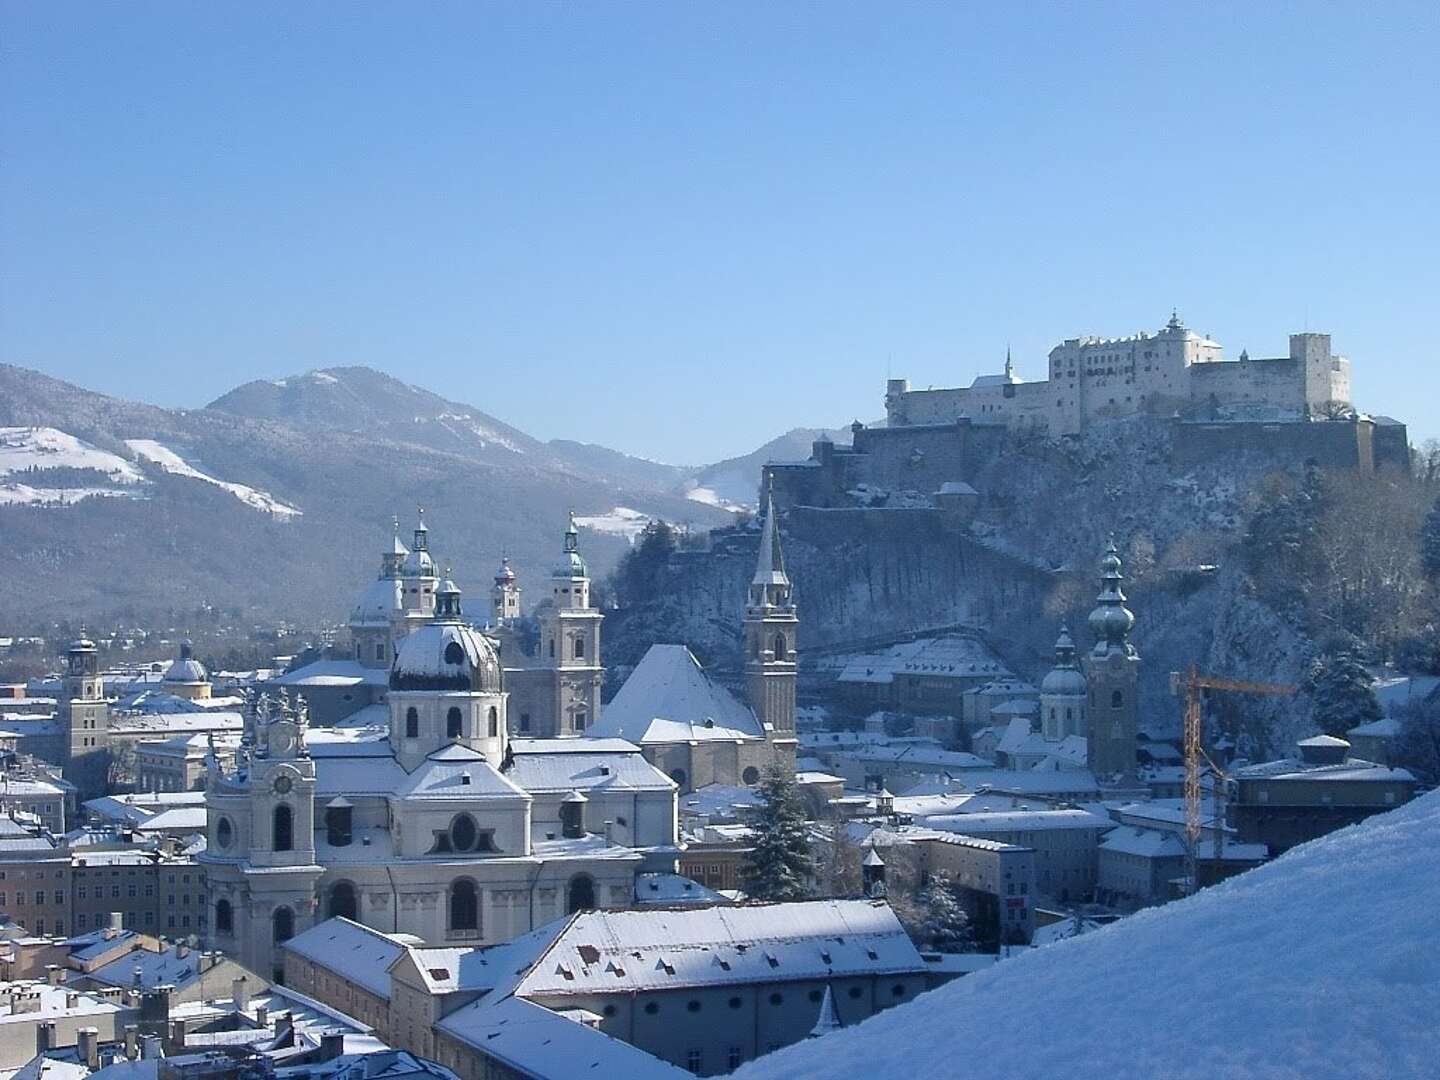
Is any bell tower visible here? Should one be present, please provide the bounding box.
[492,557,522,626]
[202,691,322,983]
[1083,540,1140,784]
[745,485,798,771]
[62,636,109,799]
[538,513,603,737]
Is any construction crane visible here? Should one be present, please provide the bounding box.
[1169,666,1296,894]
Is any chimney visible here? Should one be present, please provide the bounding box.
[231,976,250,1014]
[78,1027,100,1070]
[124,1025,140,1060]
[36,1020,58,1053]
[168,1019,186,1052]
[175,944,189,960]
[140,1035,162,1061]
[109,911,124,932]
[319,1032,345,1061]
[255,1005,268,1029]
[66,992,79,1010]
[45,964,65,986]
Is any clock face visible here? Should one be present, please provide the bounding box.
[273,774,294,795]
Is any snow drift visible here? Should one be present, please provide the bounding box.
[738,790,1440,1080]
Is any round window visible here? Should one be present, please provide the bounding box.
[602,1004,616,1018]
[643,1002,659,1016]
[687,1000,701,1013]
[768,992,783,1006]
[847,987,863,1000]
[742,766,760,785]
[728,996,742,1010]
[216,817,233,850]
[892,984,906,998]
[808,989,822,1003]
[451,814,478,852]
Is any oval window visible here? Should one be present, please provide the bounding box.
[216,817,233,849]
[451,814,478,852]
[444,641,466,665]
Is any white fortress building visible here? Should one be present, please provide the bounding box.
[885,313,1351,436]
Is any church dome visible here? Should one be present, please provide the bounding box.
[1041,665,1087,696]
[390,621,500,692]
[163,642,208,685]
[554,550,588,579]
[351,576,404,627]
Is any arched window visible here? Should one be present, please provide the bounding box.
[272,906,294,944]
[444,641,465,666]
[574,710,587,732]
[1111,689,1124,709]
[449,879,479,932]
[375,642,385,662]
[272,805,294,852]
[567,874,596,914]
[773,633,787,662]
[488,706,498,737]
[548,638,556,659]
[669,768,688,789]
[215,899,233,934]
[328,881,358,921]
[1049,707,1057,721]
[405,707,419,739]
[574,636,585,659]
[446,707,463,739]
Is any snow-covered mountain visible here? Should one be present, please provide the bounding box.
[0,363,741,626]
[739,790,1440,1080]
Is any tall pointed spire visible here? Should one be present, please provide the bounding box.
[752,480,789,593]
[1004,344,1014,381]
[808,984,843,1039]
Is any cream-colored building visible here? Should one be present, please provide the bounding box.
[886,315,1352,436]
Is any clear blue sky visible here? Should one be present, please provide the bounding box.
[3,2,1436,462]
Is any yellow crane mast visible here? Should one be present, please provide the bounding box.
[1170,665,1296,893]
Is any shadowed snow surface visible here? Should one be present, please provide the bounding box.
[737,790,1440,1080]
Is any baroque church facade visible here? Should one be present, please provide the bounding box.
[206,504,799,977]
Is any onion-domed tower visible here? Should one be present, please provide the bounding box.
[1040,626,1087,741]
[492,557,522,627]
[1083,540,1140,782]
[350,521,409,669]
[537,513,603,738]
[61,636,109,799]
[389,579,508,771]
[396,510,439,639]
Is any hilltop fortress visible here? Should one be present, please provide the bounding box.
[885,313,1351,436]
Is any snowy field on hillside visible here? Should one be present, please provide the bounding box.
[575,506,650,540]
[0,426,145,505]
[125,439,302,519]
[738,791,1440,1080]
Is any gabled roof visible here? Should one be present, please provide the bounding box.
[283,917,411,1000]
[588,644,764,744]
[505,746,674,793]
[396,744,528,801]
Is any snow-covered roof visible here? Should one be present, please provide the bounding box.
[633,872,729,907]
[1297,734,1350,748]
[923,808,1113,834]
[391,621,500,692]
[589,644,764,744]
[837,636,1010,686]
[505,745,674,793]
[1347,716,1401,738]
[283,917,411,1000]
[680,783,763,819]
[1233,758,1415,783]
[439,995,692,1080]
[314,756,409,797]
[516,900,924,997]
[274,659,390,689]
[133,806,208,833]
[87,944,227,993]
[396,744,527,801]
[109,711,245,736]
[736,791,1440,1080]
[351,576,404,628]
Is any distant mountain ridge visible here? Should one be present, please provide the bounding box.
[0,363,843,629]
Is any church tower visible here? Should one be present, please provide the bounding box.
[537,514,603,737]
[61,636,109,799]
[1083,540,1140,783]
[745,487,798,771]
[1039,627,1087,742]
[351,520,409,669]
[395,511,439,640]
[202,691,323,983]
[492,558,522,626]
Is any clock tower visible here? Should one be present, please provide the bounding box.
[202,691,323,982]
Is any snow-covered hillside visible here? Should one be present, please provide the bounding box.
[125,439,302,519]
[0,426,145,505]
[738,791,1440,1080]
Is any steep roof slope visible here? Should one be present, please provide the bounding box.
[738,790,1440,1080]
[587,643,764,743]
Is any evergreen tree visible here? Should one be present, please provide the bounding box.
[1393,699,1440,786]
[1309,650,1382,738]
[915,875,973,953]
[1421,497,1440,581]
[743,762,815,902]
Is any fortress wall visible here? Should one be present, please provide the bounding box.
[1170,417,1406,472]
[1188,357,1303,409]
